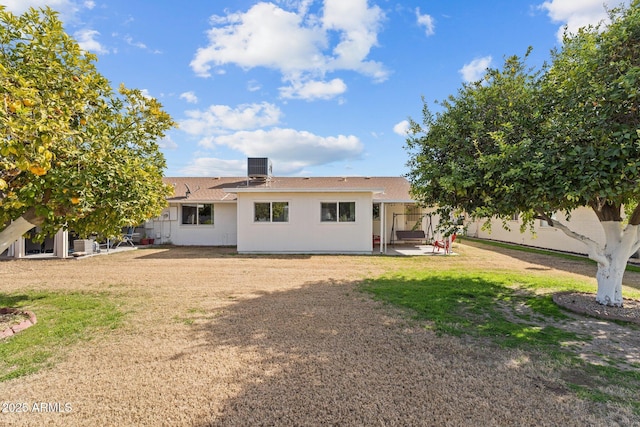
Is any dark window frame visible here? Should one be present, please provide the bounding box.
[254,201,289,223]
[181,203,214,225]
[321,201,356,223]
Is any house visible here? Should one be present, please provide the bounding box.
[3,158,437,258]
[145,159,434,254]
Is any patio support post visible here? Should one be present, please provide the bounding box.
[382,202,387,254]
[53,228,68,259]
[379,202,385,253]
[12,237,25,258]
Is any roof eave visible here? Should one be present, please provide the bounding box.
[224,187,385,194]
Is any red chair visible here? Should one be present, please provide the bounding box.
[432,234,456,253]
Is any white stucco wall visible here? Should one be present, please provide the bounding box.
[236,192,373,253]
[148,202,237,246]
[467,207,605,255]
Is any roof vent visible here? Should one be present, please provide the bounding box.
[247,157,272,182]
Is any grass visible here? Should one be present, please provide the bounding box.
[568,364,640,413]
[360,258,640,414]
[361,269,589,348]
[0,291,123,382]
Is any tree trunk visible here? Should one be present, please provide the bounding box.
[594,221,636,307]
[553,220,636,307]
[595,257,626,306]
[0,208,44,256]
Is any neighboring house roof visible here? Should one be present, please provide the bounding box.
[163,176,414,203]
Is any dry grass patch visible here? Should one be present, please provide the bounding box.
[0,244,638,426]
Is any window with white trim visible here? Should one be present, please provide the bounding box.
[181,203,213,225]
[321,202,355,222]
[254,202,289,222]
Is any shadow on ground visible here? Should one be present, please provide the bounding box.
[134,246,312,260]
[182,278,626,426]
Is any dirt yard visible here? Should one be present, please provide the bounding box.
[0,243,639,426]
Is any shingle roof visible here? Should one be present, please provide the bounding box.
[163,176,413,203]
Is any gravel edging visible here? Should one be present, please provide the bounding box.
[553,291,640,325]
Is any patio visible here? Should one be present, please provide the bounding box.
[381,243,457,256]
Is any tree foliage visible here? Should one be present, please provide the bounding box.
[406,0,640,231]
[406,49,549,232]
[0,7,175,242]
[405,1,640,305]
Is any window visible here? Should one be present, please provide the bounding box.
[272,202,289,222]
[511,213,519,221]
[373,204,380,220]
[321,202,355,222]
[181,203,213,225]
[254,202,289,222]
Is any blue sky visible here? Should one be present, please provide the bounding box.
[1,0,631,177]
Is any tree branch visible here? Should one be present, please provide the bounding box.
[540,214,609,267]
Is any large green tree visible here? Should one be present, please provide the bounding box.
[0,7,175,255]
[406,1,640,306]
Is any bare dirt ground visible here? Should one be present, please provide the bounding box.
[0,242,639,426]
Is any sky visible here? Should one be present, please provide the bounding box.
[0,0,631,178]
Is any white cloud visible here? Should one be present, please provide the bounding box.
[415,8,435,36]
[321,0,387,80]
[180,102,282,136]
[179,158,246,177]
[459,56,492,83]
[124,35,147,50]
[279,78,347,100]
[178,99,363,174]
[1,0,77,17]
[190,0,388,100]
[211,128,363,173]
[190,3,326,77]
[179,91,198,104]
[393,120,410,136]
[139,89,154,99]
[158,135,178,150]
[83,1,95,9]
[74,29,110,54]
[540,0,631,41]
[247,80,262,92]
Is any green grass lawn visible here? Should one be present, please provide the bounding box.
[0,291,123,382]
[361,269,591,347]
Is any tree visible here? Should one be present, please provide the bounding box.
[405,1,640,307]
[0,7,175,255]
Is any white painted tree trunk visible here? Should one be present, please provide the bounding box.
[594,222,637,307]
[0,216,37,256]
[596,260,625,306]
[553,220,638,307]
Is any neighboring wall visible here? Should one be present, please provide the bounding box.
[236,191,373,253]
[147,202,237,246]
[466,207,605,255]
